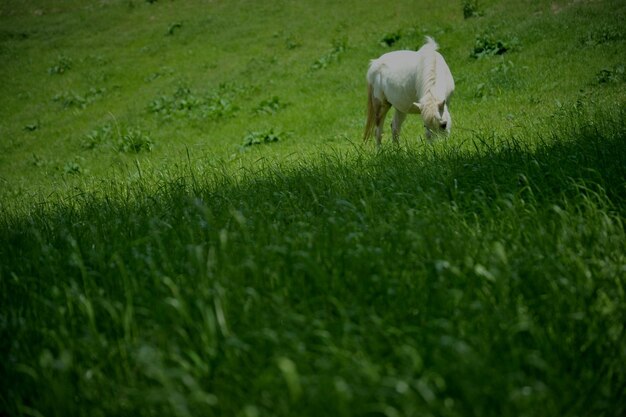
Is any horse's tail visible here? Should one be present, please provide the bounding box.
[423,36,439,51]
[363,83,376,142]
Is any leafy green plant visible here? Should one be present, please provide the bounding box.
[148,84,238,121]
[474,60,521,99]
[254,96,288,115]
[53,87,106,109]
[47,55,72,75]
[63,160,83,175]
[167,22,182,36]
[462,0,482,19]
[116,127,153,153]
[311,39,347,70]
[53,91,86,108]
[596,65,625,84]
[24,122,39,132]
[491,59,520,87]
[377,27,438,50]
[471,33,517,58]
[81,123,114,149]
[144,66,174,83]
[242,128,283,147]
[380,31,402,47]
[81,123,152,153]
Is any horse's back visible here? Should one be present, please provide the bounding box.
[367,50,420,81]
[367,50,421,113]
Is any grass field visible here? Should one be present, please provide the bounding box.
[1,0,625,416]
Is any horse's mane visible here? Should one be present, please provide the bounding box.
[419,37,440,120]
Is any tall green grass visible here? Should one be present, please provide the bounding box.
[2,105,624,416]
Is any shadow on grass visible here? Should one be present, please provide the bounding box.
[1,104,625,288]
[0,105,625,417]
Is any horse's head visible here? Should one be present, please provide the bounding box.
[413,96,451,137]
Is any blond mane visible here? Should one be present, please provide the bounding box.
[419,36,439,99]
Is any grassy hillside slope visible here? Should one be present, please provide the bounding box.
[1,0,625,198]
[1,0,625,416]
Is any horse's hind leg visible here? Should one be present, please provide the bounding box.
[375,99,391,149]
[391,110,407,145]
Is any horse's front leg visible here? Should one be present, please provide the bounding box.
[424,127,433,141]
[391,110,407,145]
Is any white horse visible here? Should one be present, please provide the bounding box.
[364,37,455,147]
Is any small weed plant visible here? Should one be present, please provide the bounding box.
[63,160,84,175]
[242,128,283,147]
[311,39,347,70]
[81,123,152,153]
[117,128,153,153]
[149,85,237,121]
[47,55,72,75]
[254,96,288,115]
[471,32,517,58]
[462,0,482,19]
[167,22,183,36]
[475,60,523,98]
[24,122,39,132]
[596,65,625,84]
[53,87,107,109]
[81,123,114,150]
[380,31,402,47]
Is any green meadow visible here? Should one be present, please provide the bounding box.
[1,0,625,416]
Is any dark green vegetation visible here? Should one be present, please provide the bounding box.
[1,0,625,416]
[2,103,626,417]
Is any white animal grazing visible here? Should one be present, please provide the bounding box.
[364,37,455,147]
